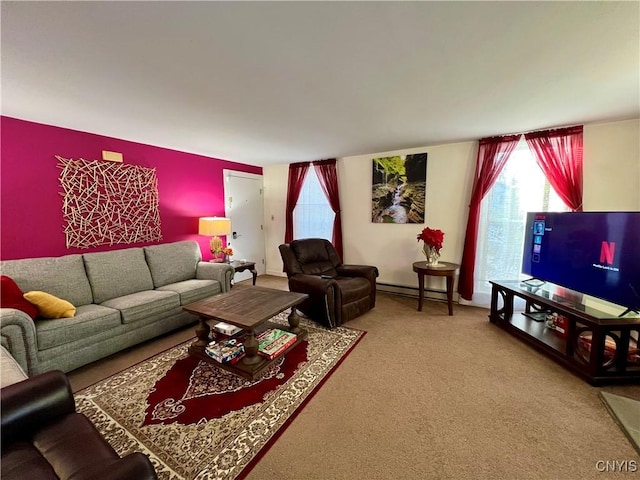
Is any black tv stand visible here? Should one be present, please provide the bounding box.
[521,277,545,288]
[490,280,640,385]
[522,311,547,322]
[620,308,640,318]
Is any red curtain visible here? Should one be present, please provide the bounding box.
[525,125,583,211]
[458,134,522,300]
[284,162,310,243]
[313,159,343,260]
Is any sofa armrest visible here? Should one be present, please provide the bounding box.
[289,274,338,296]
[1,370,76,446]
[1,308,39,375]
[1,346,28,388]
[195,261,234,292]
[289,274,339,328]
[336,264,379,279]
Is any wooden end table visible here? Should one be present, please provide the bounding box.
[230,260,257,286]
[183,286,308,380]
[412,261,460,316]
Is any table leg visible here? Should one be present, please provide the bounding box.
[587,328,605,377]
[242,330,261,365]
[417,273,424,312]
[446,274,454,316]
[251,267,257,285]
[194,316,211,348]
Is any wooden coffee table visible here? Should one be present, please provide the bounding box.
[183,286,308,380]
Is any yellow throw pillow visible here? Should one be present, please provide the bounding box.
[23,291,76,319]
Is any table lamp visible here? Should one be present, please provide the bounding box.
[198,217,232,256]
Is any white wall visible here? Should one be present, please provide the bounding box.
[264,118,640,291]
[583,118,640,211]
[264,141,476,286]
[263,163,289,276]
[337,143,476,289]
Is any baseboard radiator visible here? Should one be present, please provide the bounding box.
[376,281,450,303]
[266,276,451,304]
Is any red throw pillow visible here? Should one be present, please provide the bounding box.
[1,275,38,319]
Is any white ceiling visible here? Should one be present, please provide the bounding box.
[2,1,639,166]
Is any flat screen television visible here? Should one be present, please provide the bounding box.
[521,211,640,313]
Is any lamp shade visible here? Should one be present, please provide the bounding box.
[198,217,232,236]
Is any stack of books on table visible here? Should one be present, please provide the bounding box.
[213,322,242,336]
[205,338,245,364]
[257,328,297,360]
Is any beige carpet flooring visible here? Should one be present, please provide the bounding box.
[68,276,640,480]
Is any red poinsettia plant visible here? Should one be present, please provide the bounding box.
[417,227,445,252]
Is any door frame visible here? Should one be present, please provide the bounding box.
[223,169,266,276]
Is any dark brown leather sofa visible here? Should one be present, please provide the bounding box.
[1,370,157,480]
[279,238,379,328]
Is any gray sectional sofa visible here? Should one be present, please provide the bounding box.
[0,241,234,376]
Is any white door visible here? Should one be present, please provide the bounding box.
[224,170,265,283]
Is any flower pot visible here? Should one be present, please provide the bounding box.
[423,245,440,266]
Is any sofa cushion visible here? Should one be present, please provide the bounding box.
[83,248,154,304]
[23,291,76,319]
[35,304,121,350]
[290,239,340,277]
[33,413,120,479]
[1,442,59,480]
[336,276,371,304]
[0,255,93,307]
[156,279,221,305]
[1,276,38,319]
[144,241,201,288]
[101,290,180,324]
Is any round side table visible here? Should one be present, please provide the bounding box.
[412,261,460,315]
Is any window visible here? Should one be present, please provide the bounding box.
[293,168,334,240]
[473,139,569,305]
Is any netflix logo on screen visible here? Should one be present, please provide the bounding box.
[600,241,615,265]
[594,241,619,272]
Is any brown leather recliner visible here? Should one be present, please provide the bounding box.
[1,370,157,480]
[279,238,379,328]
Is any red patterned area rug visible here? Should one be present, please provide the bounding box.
[75,313,365,480]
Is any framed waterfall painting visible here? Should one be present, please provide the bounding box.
[371,153,427,223]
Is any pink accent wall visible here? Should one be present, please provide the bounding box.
[0,116,262,261]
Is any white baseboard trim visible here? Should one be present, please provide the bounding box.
[266,270,287,277]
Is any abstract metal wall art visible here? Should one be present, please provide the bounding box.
[57,156,162,248]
